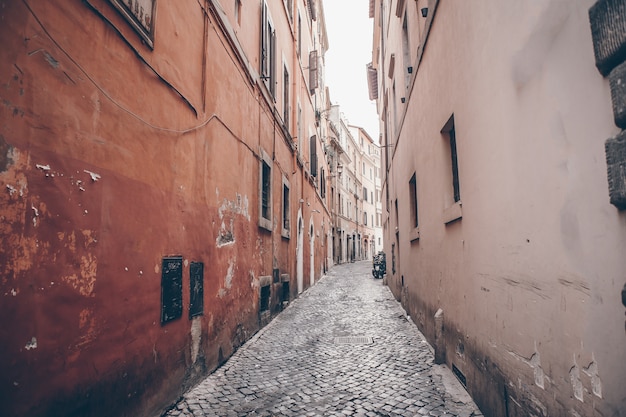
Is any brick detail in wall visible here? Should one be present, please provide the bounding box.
[589,0,626,210]
[605,131,626,210]
[610,61,626,128]
[590,0,626,76]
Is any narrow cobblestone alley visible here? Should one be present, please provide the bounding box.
[162,261,482,417]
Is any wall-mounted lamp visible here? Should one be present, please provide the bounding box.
[401,97,406,103]
[421,7,428,18]
[407,66,413,74]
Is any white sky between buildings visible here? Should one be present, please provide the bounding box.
[324,0,380,142]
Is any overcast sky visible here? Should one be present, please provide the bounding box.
[323,0,380,141]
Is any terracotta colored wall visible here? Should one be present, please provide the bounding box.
[0,0,330,416]
[377,0,626,416]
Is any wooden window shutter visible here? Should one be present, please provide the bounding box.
[261,3,267,76]
[308,0,317,21]
[270,29,276,96]
[309,50,318,94]
[310,135,318,177]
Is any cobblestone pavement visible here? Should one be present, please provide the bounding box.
[162,261,482,417]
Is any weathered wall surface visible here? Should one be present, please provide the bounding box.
[0,0,330,416]
[378,0,626,416]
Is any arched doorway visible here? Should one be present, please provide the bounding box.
[309,220,315,286]
[297,211,304,294]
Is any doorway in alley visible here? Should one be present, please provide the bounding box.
[297,212,304,293]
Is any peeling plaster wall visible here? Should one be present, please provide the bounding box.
[380,0,626,416]
[0,0,330,416]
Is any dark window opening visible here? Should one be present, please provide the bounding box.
[189,262,204,319]
[273,268,280,284]
[450,124,460,202]
[309,50,318,93]
[260,285,270,312]
[262,160,271,221]
[235,0,242,25]
[283,184,290,230]
[310,135,318,177]
[297,13,302,57]
[443,115,460,203]
[283,65,290,128]
[282,282,290,302]
[409,173,418,228]
[261,2,276,96]
[161,256,183,325]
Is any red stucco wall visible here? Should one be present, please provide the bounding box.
[0,1,330,416]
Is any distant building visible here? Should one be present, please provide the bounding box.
[326,106,381,264]
[370,0,626,416]
[0,0,330,416]
[349,125,379,259]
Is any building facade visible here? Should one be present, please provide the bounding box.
[0,0,331,416]
[326,105,381,264]
[350,125,379,259]
[370,0,626,416]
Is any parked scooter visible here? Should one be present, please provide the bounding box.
[372,251,386,279]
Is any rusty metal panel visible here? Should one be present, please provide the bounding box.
[189,262,204,319]
[161,256,183,325]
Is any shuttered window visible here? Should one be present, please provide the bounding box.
[261,2,276,97]
[310,135,318,177]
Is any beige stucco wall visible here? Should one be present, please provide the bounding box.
[379,0,626,415]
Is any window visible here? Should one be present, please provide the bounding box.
[441,115,462,224]
[310,135,318,177]
[260,284,270,311]
[402,13,411,91]
[161,256,183,325]
[364,212,368,225]
[409,173,418,228]
[282,177,290,238]
[235,0,241,25]
[261,2,276,97]
[189,262,204,319]
[297,103,302,157]
[307,0,317,21]
[259,149,272,231]
[297,13,302,57]
[109,0,156,48]
[363,186,368,201]
[442,115,460,203]
[309,50,318,94]
[283,65,290,129]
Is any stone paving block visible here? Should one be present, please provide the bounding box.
[160,261,481,417]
